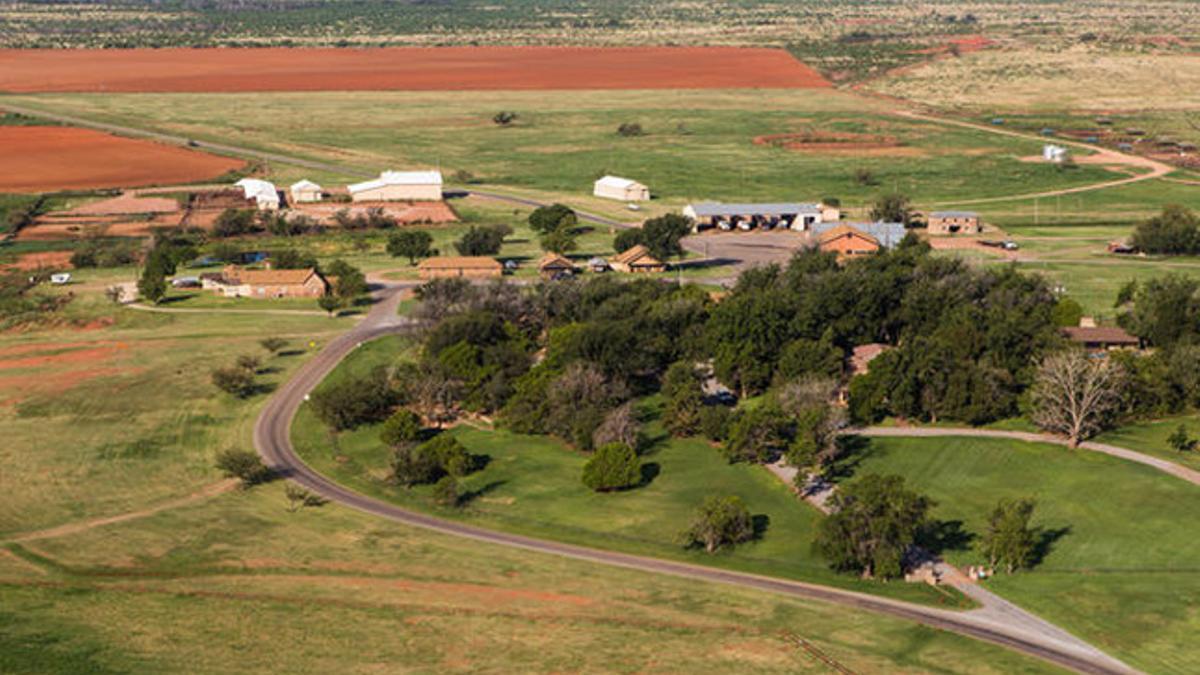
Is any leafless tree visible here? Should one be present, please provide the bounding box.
[1031,350,1125,447]
[410,363,460,428]
[592,402,640,450]
[776,376,839,416]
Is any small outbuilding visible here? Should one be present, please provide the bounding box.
[537,252,577,279]
[289,179,323,203]
[1043,145,1070,163]
[609,245,666,273]
[234,178,281,210]
[587,257,610,273]
[417,256,502,280]
[593,175,650,202]
[927,210,981,235]
[348,171,443,202]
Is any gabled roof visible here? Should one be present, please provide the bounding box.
[224,266,323,286]
[538,252,575,270]
[594,175,644,189]
[234,178,278,202]
[813,221,906,249]
[610,244,662,266]
[290,179,321,191]
[818,224,878,246]
[348,170,443,194]
[1062,326,1139,345]
[687,202,821,217]
[417,256,501,270]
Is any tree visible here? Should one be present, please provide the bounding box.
[681,495,754,553]
[1119,274,1200,347]
[309,367,395,431]
[528,204,576,235]
[325,259,367,301]
[581,442,642,492]
[1051,297,1084,328]
[212,365,256,398]
[215,449,273,486]
[539,226,578,254]
[380,409,424,446]
[723,403,791,463]
[699,405,732,442]
[640,213,691,262]
[1130,204,1199,255]
[662,361,704,437]
[212,208,257,237]
[492,111,518,126]
[591,402,640,450]
[392,443,443,487]
[236,354,261,374]
[613,228,644,253]
[260,337,287,354]
[869,193,913,225]
[387,230,435,265]
[814,473,933,579]
[1030,350,1125,447]
[854,167,877,186]
[432,475,461,506]
[317,293,342,316]
[137,265,167,304]
[978,497,1038,573]
[454,225,506,256]
[1167,424,1196,453]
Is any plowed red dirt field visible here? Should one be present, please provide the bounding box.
[0,47,830,93]
[0,127,244,192]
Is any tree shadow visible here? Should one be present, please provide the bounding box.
[638,461,660,487]
[918,519,975,556]
[277,349,306,357]
[1031,525,1072,568]
[458,479,507,506]
[637,430,671,457]
[751,514,771,541]
[825,434,875,483]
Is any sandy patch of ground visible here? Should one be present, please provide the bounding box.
[65,193,180,216]
[2,251,73,271]
[294,200,459,224]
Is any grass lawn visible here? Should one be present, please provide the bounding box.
[847,435,1200,674]
[4,89,1125,208]
[291,336,966,608]
[1096,415,1200,473]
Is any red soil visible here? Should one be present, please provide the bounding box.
[65,193,180,216]
[0,341,133,406]
[0,126,244,193]
[0,47,830,93]
[2,251,73,271]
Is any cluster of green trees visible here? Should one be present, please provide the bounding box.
[611,213,691,262]
[1111,273,1200,417]
[454,224,511,256]
[528,204,579,254]
[1130,205,1199,254]
[137,230,204,304]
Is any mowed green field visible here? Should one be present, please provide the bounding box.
[4,89,1122,207]
[290,337,963,608]
[852,436,1200,674]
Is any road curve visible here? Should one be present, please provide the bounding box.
[253,285,1138,675]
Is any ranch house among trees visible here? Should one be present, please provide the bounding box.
[201,265,329,298]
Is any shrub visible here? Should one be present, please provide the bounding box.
[617,122,644,137]
[492,111,518,126]
[380,409,423,446]
[215,449,273,486]
[581,442,641,492]
[309,367,394,431]
[432,475,461,507]
[699,405,732,442]
[212,365,256,398]
[680,495,754,553]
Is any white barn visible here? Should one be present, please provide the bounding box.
[289,179,323,203]
[348,170,443,202]
[234,178,280,210]
[593,175,650,202]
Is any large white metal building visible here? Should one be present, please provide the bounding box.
[348,170,443,202]
[234,178,280,210]
[593,175,650,202]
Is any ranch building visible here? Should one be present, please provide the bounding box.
[538,252,577,279]
[593,175,650,202]
[289,179,323,203]
[813,222,906,260]
[927,210,981,235]
[348,171,443,202]
[683,202,839,233]
[201,266,328,299]
[1061,326,1140,352]
[417,256,502,281]
[609,244,666,273]
[234,178,281,210]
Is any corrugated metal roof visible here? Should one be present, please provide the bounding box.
[687,202,821,217]
[930,210,978,218]
[417,256,501,270]
[235,178,278,202]
[290,179,321,191]
[813,221,907,249]
[594,175,644,190]
[349,170,443,194]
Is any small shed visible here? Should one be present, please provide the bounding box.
[609,245,665,273]
[587,257,609,273]
[417,256,502,280]
[593,175,650,202]
[927,210,981,235]
[1043,145,1070,163]
[289,179,323,203]
[538,252,577,279]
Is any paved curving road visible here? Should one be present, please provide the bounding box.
[253,283,1139,675]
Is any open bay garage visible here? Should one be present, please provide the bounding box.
[683,201,839,233]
